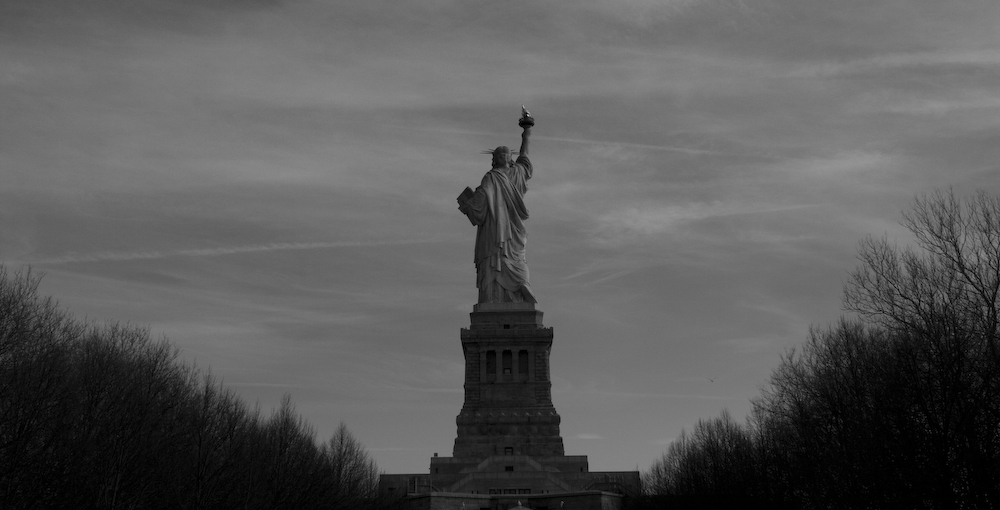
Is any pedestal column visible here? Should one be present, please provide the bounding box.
[453,303,565,458]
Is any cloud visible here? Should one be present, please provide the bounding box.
[561,268,637,287]
[790,49,1000,78]
[25,238,445,265]
[855,93,1000,117]
[591,202,815,244]
[575,433,604,440]
[539,134,740,156]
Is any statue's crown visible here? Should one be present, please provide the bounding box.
[480,146,516,156]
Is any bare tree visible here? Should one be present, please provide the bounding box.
[752,321,930,509]
[0,268,83,507]
[845,189,1000,341]
[641,191,1000,509]
[843,190,1000,507]
[643,411,771,508]
[324,422,382,509]
[0,266,390,510]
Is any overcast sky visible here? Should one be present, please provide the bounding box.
[3,0,1000,474]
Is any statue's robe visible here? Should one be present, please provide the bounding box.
[460,155,537,304]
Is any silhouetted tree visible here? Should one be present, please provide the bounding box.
[643,410,788,509]
[0,266,391,510]
[325,422,383,510]
[644,190,1000,509]
[0,267,86,507]
[841,189,1000,508]
[752,322,933,509]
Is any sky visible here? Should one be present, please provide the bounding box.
[2,0,1000,474]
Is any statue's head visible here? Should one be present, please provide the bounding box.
[490,146,513,168]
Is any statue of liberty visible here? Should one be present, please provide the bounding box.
[457,107,537,304]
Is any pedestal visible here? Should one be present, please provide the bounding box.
[454,303,564,458]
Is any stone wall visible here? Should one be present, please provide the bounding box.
[389,490,624,510]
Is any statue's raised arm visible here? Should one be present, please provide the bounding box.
[456,107,538,305]
[518,105,533,158]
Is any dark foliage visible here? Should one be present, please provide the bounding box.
[0,266,389,510]
[641,190,1000,510]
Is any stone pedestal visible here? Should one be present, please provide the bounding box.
[379,304,642,506]
[453,303,564,458]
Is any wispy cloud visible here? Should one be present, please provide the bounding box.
[25,238,445,265]
[855,94,1000,116]
[791,50,1000,78]
[591,202,816,244]
[540,135,749,157]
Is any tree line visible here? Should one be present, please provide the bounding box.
[0,267,389,510]
[636,190,1000,509]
